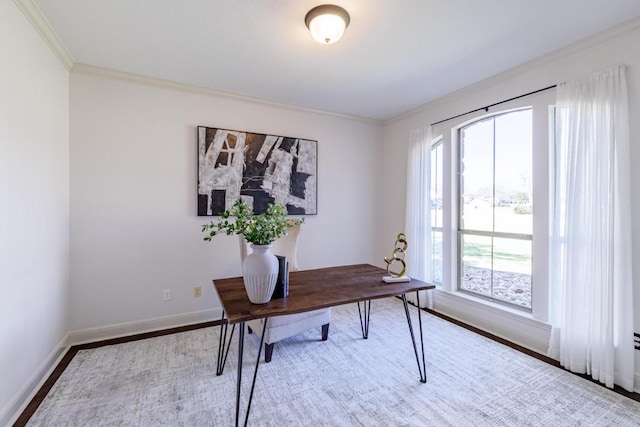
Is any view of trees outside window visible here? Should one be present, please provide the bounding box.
[458,109,533,309]
[430,139,443,284]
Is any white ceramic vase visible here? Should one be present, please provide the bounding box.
[242,244,279,304]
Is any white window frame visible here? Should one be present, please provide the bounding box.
[457,108,534,310]
[430,136,444,285]
[435,91,552,323]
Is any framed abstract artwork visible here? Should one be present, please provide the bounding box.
[197,126,317,216]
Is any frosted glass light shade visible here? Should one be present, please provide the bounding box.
[305,5,350,44]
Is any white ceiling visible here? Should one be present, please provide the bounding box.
[33,0,640,121]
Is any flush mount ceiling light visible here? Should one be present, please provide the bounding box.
[305,4,350,44]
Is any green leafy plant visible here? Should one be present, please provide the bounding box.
[201,200,303,245]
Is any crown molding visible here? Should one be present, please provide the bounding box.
[13,0,379,124]
[385,16,640,125]
[14,0,74,70]
[71,63,382,125]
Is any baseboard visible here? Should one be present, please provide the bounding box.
[67,308,222,346]
[432,290,640,392]
[66,308,222,346]
[4,309,222,426]
[432,289,551,354]
[1,334,69,427]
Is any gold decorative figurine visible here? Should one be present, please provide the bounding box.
[383,233,411,283]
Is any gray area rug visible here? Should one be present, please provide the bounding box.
[28,298,640,426]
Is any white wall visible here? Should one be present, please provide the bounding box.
[381,20,640,383]
[0,0,70,423]
[6,5,638,421]
[68,70,383,334]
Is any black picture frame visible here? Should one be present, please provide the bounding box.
[197,126,317,216]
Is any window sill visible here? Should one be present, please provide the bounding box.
[444,287,534,318]
[431,287,551,354]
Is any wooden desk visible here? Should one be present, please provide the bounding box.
[213,263,435,427]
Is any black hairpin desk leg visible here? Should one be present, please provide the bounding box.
[401,292,427,383]
[357,300,372,339]
[235,318,268,427]
[216,311,235,376]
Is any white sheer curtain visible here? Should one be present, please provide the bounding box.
[405,126,433,308]
[548,65,634,391]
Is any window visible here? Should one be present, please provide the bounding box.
[421,90,552,320]
[430,137,443,284]
[458,109,533,309]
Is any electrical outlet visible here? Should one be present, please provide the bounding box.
[163,289,171,301]
[194,287,202,297]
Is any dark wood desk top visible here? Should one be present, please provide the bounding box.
[213,263,435,324]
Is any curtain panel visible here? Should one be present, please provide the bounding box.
[405,126,432,308]
[548,65,634,391]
